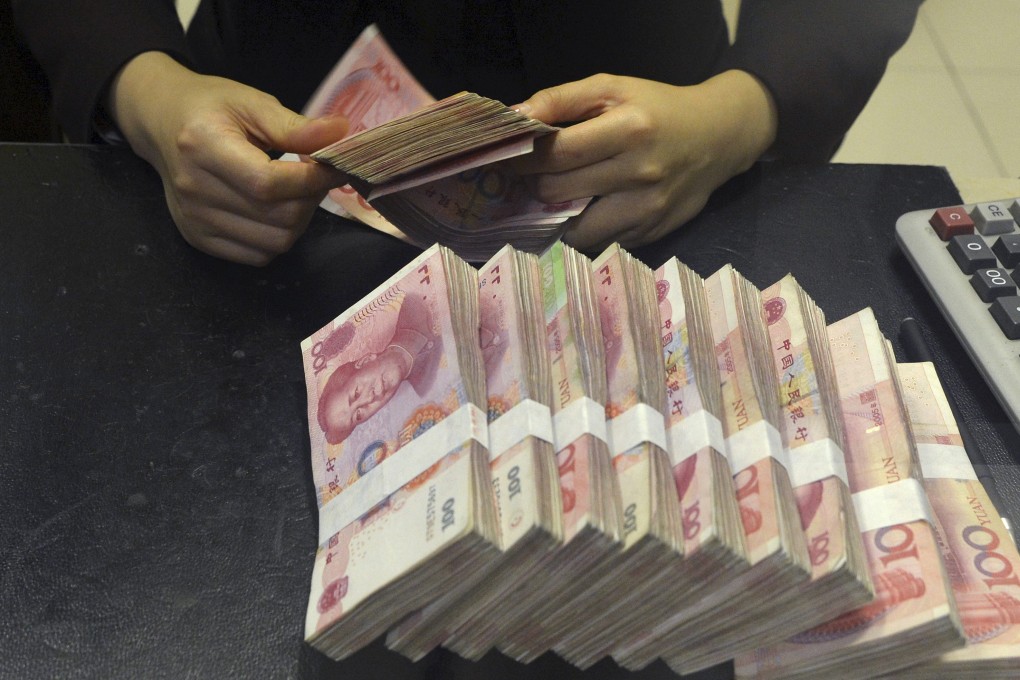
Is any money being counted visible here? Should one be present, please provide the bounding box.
[300,244,500,660]
[895,361,1020,678]
[737,308,965,679]
[305,27,590,261]
[385,245,562,661]
[290,23,433,238]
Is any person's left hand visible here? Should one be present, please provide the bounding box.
[508,70,778,252]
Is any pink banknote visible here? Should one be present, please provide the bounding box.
[302,24,434,235]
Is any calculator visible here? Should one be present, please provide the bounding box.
[895,198,1020,435]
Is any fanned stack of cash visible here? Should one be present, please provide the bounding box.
[306,26,592,262]
[385,245,563,660]
[289,23,436,240]
[895,361,1020,678]
[664,275,875,672]
[299,243,1017,677]
[313,92,552,186]
[736,308,966,679]
[619,265,813,671]
[491,241,625,660]
[300,243,500,659]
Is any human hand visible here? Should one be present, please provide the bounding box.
[107,52,349,265]
[509,71,778,252]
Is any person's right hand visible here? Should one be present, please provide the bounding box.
[107,51,349,266]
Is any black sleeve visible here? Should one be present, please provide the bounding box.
[718,0,924,161]
[11,0,192,142]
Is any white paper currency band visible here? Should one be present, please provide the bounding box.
[852,478,934,533]
[607,402,668,457]
[553,396,608,451]
[667,410,725,466]
[317,402,489,545]
[488,399,554,461]
[787,438,849,488]
[917,443,977,480]
[725,420,787,474]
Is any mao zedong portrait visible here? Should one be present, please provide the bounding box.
[317,293,442,445]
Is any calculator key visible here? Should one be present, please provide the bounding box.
[1008,200,1020,224]
[929,206,975,240]
[970,202,1017,235]
[993,234,1020,269]
[990,295,1020,340]
[971,268,1016,302]
[948,234,997,273]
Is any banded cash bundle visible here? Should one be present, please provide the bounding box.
[655,258,748,597]
[896,361,1020,678]
[308,25,590,262]
[737,308,965,679]
[666,275,874,672]
[618,265,813,671]
[539,244,685,667]
[608,257,751,669]
[300,244,500,659]
[385,245,562,660]
[494,241,624,660]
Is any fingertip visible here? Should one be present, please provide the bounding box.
[310,163,351,194]
[511,102,533,117]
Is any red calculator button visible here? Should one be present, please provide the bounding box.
[929,206,975,240]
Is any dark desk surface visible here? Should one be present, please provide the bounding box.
[2,144,1018,680]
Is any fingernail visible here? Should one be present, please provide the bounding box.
[512,103,532,116]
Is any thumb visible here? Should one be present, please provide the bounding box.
[248,104,350,156]
[513,75,620,125]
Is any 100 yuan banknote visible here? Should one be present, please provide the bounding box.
[900,362,1020,672]
[295,23,434,236]
[657,258,728,555]
[300,245,486,639]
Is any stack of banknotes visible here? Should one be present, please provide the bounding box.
[302,24,590,262]
[300,241,1019,678]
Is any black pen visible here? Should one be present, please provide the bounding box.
[899,317,1016,545]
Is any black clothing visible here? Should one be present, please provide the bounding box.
[13,0,923,159]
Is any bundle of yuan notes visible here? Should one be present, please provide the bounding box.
[736,308,965,678]
[673,274,875,672]
[504,243,686,666]
[895,361,1020,678]
[385,245,563,660]
[304,24,590,262]
[485,240,624,659]
[558,256,752,669]
[614,265,816,672]
[300,244,1020,677]
[300,243,500,658]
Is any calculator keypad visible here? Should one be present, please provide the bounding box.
[897,197,1020,435]
[938,200,1020,338]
